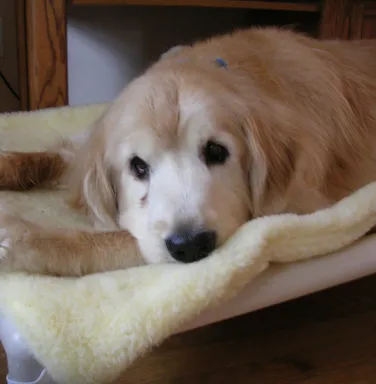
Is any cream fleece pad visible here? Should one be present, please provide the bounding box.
[0,105,376,384]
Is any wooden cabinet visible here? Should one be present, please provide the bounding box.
[349,1,376,38]
[319,0,352,38]
[72,0,320,12]
[15,0,376,111]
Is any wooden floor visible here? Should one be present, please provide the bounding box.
[1,274,376,383]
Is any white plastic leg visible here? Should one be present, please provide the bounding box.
[0,314,57,383]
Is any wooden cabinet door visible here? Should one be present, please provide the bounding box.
[319,0,352,39]
[349,1,376,38]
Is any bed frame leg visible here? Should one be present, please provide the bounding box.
[0,314,57,383]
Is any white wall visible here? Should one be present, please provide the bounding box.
[67,5,249,106]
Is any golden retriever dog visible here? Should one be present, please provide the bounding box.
[0,27,376,276]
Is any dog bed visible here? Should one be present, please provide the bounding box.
[1,104,376,384]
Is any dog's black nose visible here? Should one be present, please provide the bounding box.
[165,229,217,263]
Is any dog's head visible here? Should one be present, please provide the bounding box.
[70,43,362,264]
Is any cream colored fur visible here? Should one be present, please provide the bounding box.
[1,105,376,383]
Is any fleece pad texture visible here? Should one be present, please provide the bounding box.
[1,104,376,384]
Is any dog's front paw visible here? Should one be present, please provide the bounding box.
[0,212,35,272]
[0,227,12,262]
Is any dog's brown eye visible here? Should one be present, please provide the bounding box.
[203,140,229,166]
[130,156,149,180]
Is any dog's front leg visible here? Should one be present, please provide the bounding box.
[0,213,145,276]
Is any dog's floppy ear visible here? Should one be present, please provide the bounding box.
[242,109,338,217]
[242,114,297,217]
[241,97,333,217]
[69,118,118,230]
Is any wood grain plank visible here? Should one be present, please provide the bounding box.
[361,15,376,38]
[25,0,68,110]
[350,1,364,38]
[360,2,376,38]
[348,1,376,39]
[121,274,376,384]
[15,0,28,111]
[71,0,320,13]
[319,0,351,38]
